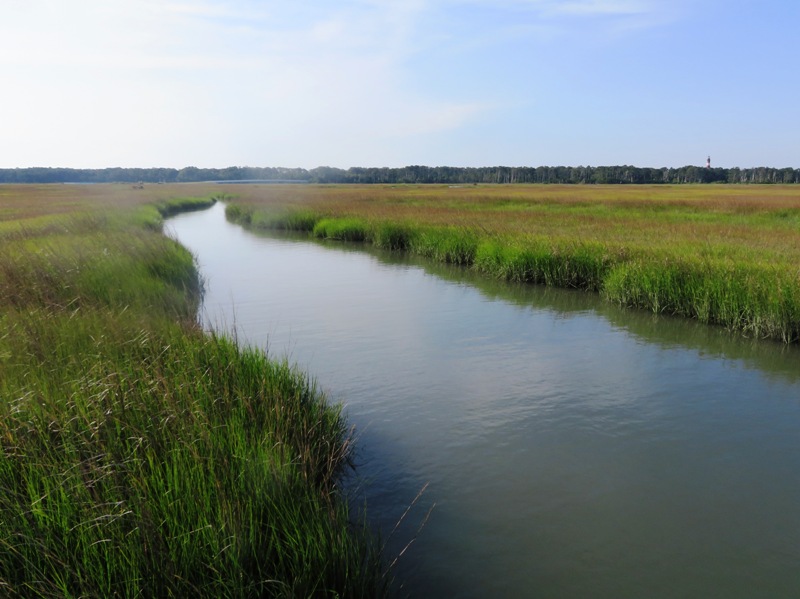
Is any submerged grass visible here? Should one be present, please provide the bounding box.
[222,183,800,343]
[0,186,387,597]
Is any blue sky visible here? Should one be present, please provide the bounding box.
[1,0,797,169]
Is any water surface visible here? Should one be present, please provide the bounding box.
[168,203,800,598]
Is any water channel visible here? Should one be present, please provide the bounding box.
[167,202,800,598]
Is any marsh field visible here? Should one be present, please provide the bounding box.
[3,182,800,597]
[224,182,800,343]
[7,182,800,346]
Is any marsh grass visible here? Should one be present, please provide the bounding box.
[1,316,384,597]
[226,203,319,233]
[313,218,370,242]
[221,183,800,342]
[473,239,613,291]
[373,222,414,252]
[407,227,476,264]
[1,188,386,597]
[603,257,800,343]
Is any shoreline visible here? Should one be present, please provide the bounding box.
[221,184,800,344]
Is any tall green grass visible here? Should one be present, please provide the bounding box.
[312,218,370,243]
[472,239,614,291]
[0,316,384,597]
[136,195,221,229]
[410,227,477,264]
[0,229,199,318]
[226,203,318,232]
[1,194,387,597]
[602,257,800,343]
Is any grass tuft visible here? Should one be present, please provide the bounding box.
[408,227,476,264]
[603,258,800,342]
[373,223,415,251]
[313,218,370,242]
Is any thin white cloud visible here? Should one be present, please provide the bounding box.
[549,0,651,16]
[420,0,675,53]
[444,0,656,16]
[0,0,698,168]
[0,0,496,167]
[389,102,488,137]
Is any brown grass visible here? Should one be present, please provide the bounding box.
[4,182,800,266]
[219,183,800,265]
[0,183,225,221]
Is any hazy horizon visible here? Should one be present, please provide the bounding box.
[2,1,797,170]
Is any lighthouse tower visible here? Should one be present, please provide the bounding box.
[706,156,711,169]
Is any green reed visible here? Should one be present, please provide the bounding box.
[1,194,387,597]
[226,203,319,232]
[408,227,477,264]
[312,218,370,242]
[602,256,800,343]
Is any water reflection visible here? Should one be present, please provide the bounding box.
[167,203,800,599]
[257,225,800,385]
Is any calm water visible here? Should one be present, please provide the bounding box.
[167,203,800,598]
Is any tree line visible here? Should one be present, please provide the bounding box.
[2,165,799,185]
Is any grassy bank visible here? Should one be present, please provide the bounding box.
[222,184,800,343]
[0,185,385,597]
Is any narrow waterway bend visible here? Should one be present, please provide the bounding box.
[167,202,800,598]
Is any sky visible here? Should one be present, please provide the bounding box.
[1,0,797,170]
